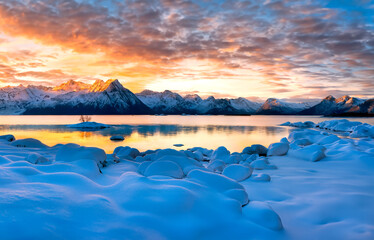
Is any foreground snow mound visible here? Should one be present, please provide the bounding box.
[0,138,286,239]
[288,145,326,162]
[67,121,110,129]
[243,201,283,231]
[144,160,184,178]
[56,143,107,168]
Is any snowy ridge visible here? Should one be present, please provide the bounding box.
[300,95,369,116]
[136,90,262,114]
[256,98,313,115]
[0,80,373,115]
[0,119,374,239]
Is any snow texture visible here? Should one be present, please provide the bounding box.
[0,119,373,239]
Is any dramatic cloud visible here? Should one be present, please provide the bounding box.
[0,0,373,98]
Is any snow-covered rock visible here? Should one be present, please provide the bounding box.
[251,173,271,182]
[114,146,140,159]
[267,142,289,156]
[11,138,48,148]
[143,160,184,179]
[250,158,277,170]
[0,134,15,142]
[207,160,226,172]
[243,201,283,231]
[211,146,230,162]
[242,144,268,156]
[222,164,253,182]
[289,145,326,162]
[55,143,106,167]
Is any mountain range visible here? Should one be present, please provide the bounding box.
[0,79,373,116]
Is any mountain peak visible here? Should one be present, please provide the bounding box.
[53,80,90,92]
[324,95,336,101]
[89,79,124,92]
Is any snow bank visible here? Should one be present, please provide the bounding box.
[282,119,374,138]
[67,121,110,129]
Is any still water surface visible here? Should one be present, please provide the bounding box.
[0,115,373,153]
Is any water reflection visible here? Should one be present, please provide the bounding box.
[0,123,288,152]
[0,124,285,137]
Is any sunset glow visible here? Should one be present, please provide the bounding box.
[0,0,373,100]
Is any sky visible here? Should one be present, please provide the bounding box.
[0,0,373,101]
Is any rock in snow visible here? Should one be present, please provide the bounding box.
[143,160,184,178]
[251,173,271,182]
[222,164,253,182]
[56,143,107,168]
[267,142,289,156]
[242,144,268,156]
[242,201,283,230]
[289,145,326,162]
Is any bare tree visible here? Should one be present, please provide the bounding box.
[79,115,92,123]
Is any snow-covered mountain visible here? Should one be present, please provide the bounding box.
[256,98,313,115]
[136,91,261,114]
[0,81,372,115]
[53,80,91,92]
[0,85,56,114]
[136,90,186,114]
[300,95,366,116]
[22,79,151,115]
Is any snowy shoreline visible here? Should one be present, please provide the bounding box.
[0,119,373,239]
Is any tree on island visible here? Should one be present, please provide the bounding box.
[79,115,92,123]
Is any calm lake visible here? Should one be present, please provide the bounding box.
[0,115,373,153]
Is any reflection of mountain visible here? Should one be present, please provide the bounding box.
[0,124,286,137]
